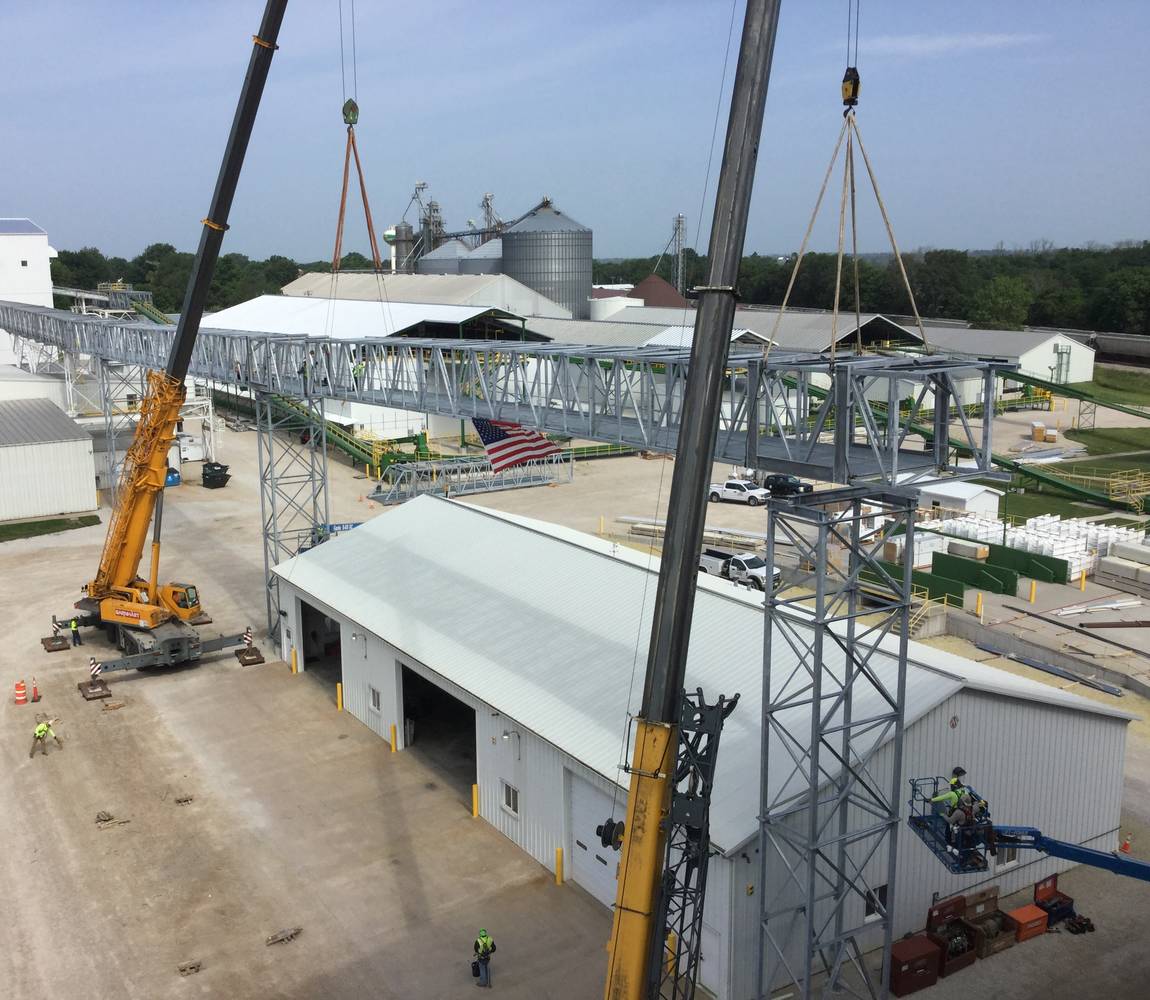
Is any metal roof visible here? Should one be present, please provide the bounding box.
[273,496,1131,854]
[0,398,89,446]
[203,294,517,340]
[0,218,46,236]
[505,201,590,234]
[281,271,542,307]
[469,238,503,260]
[922,326,1093,361]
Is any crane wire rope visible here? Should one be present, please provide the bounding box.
[605,0,739,844]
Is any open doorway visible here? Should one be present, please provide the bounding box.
[401,665,476,803]
[300,599,341,702]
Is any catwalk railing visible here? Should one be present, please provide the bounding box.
[0,301,1013,485]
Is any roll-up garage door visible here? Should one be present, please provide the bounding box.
[567,771,625,909]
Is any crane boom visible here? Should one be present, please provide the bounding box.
[603,3,782,997]
[81,1,287,648]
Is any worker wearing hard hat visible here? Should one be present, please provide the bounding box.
[473,928,497,988]
[29,719,63,758]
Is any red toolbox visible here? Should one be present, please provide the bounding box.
[1008,903,1049,942]
[925,896,978,977]
[888,934,943,997]
[964,886,1018,958]
[1034,873,1076,926]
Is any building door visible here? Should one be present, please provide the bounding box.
[567,772,624,909]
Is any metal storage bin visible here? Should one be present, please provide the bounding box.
[1034,874,1076,926]
[202,461,231,490]
[925,896,978,977]
[888,935,942,997]
[965,886,1018,958]
[1007,903,1048,943]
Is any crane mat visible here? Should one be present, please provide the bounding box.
[266,927,302,946]
[78,679,112,701]
[235,647,265,666]
[40,635,70,652]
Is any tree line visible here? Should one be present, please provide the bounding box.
[51,240,1150,335]
[594,241,1150,335]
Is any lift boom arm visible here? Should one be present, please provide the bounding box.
[87,0,287,599]
[994,826,1150,882]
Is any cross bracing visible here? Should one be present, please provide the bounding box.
[0,301,1011,484]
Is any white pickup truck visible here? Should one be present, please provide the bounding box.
[698,548,778,590]
[708,479,770,505]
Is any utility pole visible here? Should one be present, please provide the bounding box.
[673,213,687,295]
[603,1,783,996]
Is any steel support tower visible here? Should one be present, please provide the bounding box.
[97,357,147,498]
[758,486,915,1000]
[255,389,330,636]
[673,213,687,296]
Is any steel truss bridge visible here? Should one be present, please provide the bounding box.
[3,299,1013,999]
[1,301,1010,484]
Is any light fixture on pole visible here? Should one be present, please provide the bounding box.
[501,729,521,760]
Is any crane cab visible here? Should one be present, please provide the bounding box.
[159,582,210,624]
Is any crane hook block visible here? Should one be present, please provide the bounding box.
[842,67,860,107]
[342,98,359,126]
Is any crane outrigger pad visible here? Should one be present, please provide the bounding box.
[78,679,112,701]
[235,646,265,666]
[41,636,70,652]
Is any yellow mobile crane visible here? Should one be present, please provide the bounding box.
[600,2,782,997]
[67,1,288,677]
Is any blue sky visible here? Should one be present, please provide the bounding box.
[2,1,1147,261]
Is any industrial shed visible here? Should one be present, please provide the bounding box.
[272,496,1130,999]
[0,398,96,521]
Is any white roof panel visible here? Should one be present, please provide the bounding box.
[203,294,502,340]
[273,496,1130,853]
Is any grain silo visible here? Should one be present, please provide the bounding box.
[502,199,592,319]
[459,238,503,275]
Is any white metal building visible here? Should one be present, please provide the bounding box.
[0,398,96,521]
[915,479,1004,518]
[0,218,57,365]
[271,496,1131,999]
[0,364,67,408]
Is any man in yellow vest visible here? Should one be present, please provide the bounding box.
[30,719,63,758]
[69,617,83,647]
[473,928,496,988]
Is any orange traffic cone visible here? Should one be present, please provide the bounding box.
[14,679,27,705]
[358,495,364,502]
[1121,835,1132,854]
[30,677,40,703]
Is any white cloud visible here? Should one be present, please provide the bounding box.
[860,33,1048,58]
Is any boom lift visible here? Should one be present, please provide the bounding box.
[67,1,288,674]
[908,777,1150,882]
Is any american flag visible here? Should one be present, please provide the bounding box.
[471,418,562,472]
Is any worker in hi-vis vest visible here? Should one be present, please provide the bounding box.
[69,617,82,647]
[473,928,497,988]
[30,719,64,758]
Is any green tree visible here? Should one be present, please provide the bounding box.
[968,275,1033,330]
[1088,267,1150,334]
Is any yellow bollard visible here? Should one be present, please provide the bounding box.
[1080,569,1087,592]
[1029,580,1037,604]
[364,462,370,478]
[975,592,983,619]
[599,515,605,536]
[665,932,678,977]
[390,723,397,753]
[472,783,479,818]
[290,648,298,674]
[555,847,564,885]
[336,682,343,711]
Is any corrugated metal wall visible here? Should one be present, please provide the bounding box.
[0,439,96,520]
[502,229,592,320]
[727,688,1128,999]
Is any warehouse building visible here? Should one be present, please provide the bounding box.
[0,398,96,521]
[271,496,1131,999]
[0,217,58,365]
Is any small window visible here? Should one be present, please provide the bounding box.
[864,884,888,921]
[501,780,520,817]
[997,846,1018,868]
[369,685,381,712]
[20,259,28,267]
